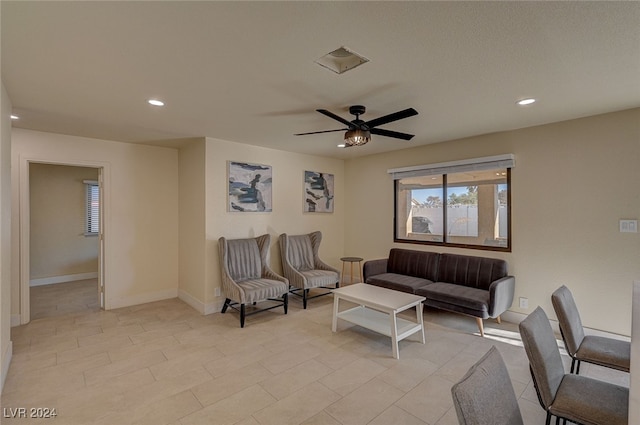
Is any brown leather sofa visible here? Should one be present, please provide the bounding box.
[363,248,515,336]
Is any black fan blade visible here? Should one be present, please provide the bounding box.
[317,109,355,128]
[294,128,347,136]
[370,128,415,140]
[364,108,418,128]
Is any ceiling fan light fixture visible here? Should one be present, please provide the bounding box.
[344,128,370,147]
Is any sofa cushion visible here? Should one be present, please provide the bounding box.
[417,282,490,315]
[388,249,439,281]
[366,273,433,294]
[437,254,507,291]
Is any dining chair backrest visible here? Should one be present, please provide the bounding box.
[518,306,565,410]
[451,346,524,425]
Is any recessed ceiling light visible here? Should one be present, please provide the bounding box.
[337,143,347,148]
[148,99,165,107]
[517,98,536,106]
[10,114,19,120]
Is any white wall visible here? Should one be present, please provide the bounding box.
[29,163,99,282]
[203,137,345,312]
[1,82,14,392]
[345,108,640,336]
[11,129,179,319]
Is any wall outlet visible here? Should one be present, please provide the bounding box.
[519,297,528,309]
[214,287,221,297]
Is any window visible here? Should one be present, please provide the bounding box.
[85,180,99,235]
[390,155,513,251]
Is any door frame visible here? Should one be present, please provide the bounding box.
[19,156,110,324]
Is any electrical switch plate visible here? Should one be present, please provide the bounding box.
[619,219,638,233]
[519,297,528,309]
[214,287,221,297]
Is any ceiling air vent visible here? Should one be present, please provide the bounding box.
[314,46,369,74]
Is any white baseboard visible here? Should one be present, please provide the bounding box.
[1,341,13,393]
[178,290,205,314]
[177,289,224,315]
[107,288,178,310]
[502,309,630,341]
[10,315,21,328]
[205,299,224,315]
[30,272,99,287]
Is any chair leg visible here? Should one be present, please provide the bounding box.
[240,304,246,328]
[221,298,231,313]
[303,289,308,309]
[476,317,485,337]
[283,293,288,314]
[545,412,552,425]
[570,358,581,374]
[496,315,501,324]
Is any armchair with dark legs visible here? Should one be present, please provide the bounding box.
[218,234,289,327]
[279,231,340,309]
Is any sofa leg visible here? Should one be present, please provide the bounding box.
[476,318,485,337]
[496,315,501,324]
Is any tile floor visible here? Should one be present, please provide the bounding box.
[30,279,100,320]
[2,285,630,425]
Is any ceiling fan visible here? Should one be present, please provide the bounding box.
[295,105,418,147]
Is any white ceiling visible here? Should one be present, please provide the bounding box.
[2,1,639,159]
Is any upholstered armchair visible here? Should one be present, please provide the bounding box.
[218,234,289,327]
[279,231,340,309]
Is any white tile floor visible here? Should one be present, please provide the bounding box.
[2,283,629,424]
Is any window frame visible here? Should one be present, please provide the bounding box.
[390,156,513,252]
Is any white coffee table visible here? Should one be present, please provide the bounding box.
[332,283,426,359]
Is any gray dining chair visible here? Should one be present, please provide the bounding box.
[551,285,630,374]
[279,231,340,309]
[451,346,524,425]
[218,234,289,327]
[519,306,628,425]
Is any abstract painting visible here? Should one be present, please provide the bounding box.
[304,170,334,213]
[228,161,272,212]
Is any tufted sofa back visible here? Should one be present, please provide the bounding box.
[387,248,440,281]
[437,253,507,290]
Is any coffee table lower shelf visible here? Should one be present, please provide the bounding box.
[337,306,423,341]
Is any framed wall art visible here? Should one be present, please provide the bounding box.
[228,161,272,212]
[304,170,334,213]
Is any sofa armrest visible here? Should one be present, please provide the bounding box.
[363,259,388,282]
[488,276,515,318]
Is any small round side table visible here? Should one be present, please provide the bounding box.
[340,257,364,285]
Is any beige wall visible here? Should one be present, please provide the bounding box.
[11,129,179,317]
[178,139,207,309]
[29,163,99,281]
[345,108,640,336]
[1,82,13,391]
[203,137,345,311]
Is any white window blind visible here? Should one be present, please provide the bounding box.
[387,154,515,180]
[85,180,99,235]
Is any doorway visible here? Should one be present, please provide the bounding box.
[20,161,106,323]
